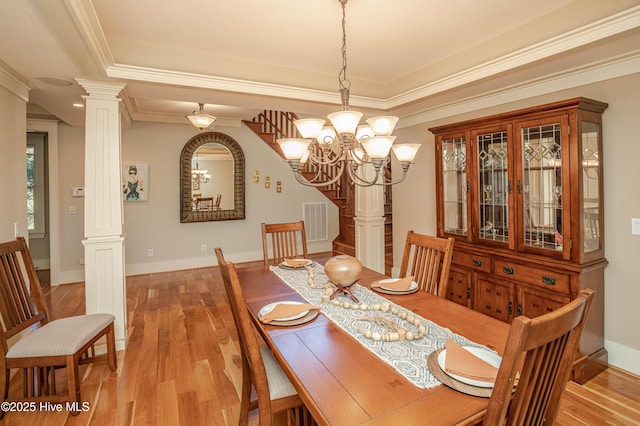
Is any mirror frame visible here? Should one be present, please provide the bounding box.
[180,132,245,222]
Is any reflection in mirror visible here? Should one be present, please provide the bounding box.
[181,132,245,222]
[191,143,233,210]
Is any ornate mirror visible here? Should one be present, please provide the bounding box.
[180,132,245,222]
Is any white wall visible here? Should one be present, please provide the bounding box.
[55,121,339,281]
[391,73,640,375]
[0,86,27,243]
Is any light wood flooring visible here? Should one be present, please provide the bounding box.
[3,267,640,425]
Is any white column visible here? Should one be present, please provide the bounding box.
[77,79,127,351]
[354,164,386,273]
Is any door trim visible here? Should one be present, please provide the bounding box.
[26,119,60,286]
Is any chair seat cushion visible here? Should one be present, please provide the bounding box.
[6,314,115,358]
[260,346,297,400]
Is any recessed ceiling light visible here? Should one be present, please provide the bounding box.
[36,77,73,87]
[73,103,84,108]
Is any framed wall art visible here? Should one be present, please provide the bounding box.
[123,163,148,201]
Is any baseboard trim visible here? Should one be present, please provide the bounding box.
[605,339,640,376]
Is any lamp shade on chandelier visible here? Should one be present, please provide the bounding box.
[276,0,420,187]
[186,103,216,130]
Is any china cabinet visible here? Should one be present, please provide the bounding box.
[430,98,607,383]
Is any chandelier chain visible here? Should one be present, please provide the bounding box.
[275,0,421,188]
[339,0,350,94]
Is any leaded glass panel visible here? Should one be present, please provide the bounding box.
[478,131,508,243]
[442,137,467,235]
[522,124,563,251]
[582,122,600,253]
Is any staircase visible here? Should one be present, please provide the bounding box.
[244,110,393,275]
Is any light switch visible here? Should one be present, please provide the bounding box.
[632,218,640,235]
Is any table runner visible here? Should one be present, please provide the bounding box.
[269,263,493,389]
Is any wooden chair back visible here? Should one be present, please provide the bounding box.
[483,289,595,426]
[215,248,302,425]
[399,230,454,296]
[196,197,214,210]
[0,238,49,348]
[213,193,222,210]
[261,221,308,266]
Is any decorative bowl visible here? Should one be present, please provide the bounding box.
[324,255,362,287]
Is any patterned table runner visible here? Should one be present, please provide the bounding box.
[270,263,492,389]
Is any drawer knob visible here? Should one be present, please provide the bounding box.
[542,276,556,285]
[472,259,483,267]
[503,266,514,275]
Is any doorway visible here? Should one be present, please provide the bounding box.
[26,119,60,286]
[27,131,50,285]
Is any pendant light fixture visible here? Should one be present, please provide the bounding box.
[186,103,216,130]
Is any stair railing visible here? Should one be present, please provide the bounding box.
[252,110,300,140]
[252,110,345,199]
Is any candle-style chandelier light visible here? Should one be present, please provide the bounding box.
[192,152,211,184]
[277,0,420,187]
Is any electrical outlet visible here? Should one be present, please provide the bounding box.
[79,258,85,265]
[147,249,154,257]
[201,244,207,253]
[632,218,640,235]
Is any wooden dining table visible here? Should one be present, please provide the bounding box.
[236,260,510,426]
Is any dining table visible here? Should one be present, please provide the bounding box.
[236,259,510,426]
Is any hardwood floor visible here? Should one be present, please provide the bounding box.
[3,267,639,425]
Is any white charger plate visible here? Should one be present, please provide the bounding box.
[259,301,309,321]
[437,346,501,388]
[377,278,418,292]
[279,259,313,269]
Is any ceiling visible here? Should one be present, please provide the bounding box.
[1,0,639,129]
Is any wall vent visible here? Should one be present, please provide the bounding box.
[303,202,328,242]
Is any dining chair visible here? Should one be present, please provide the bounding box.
[0,237,117,417]
[261,221,308,266]
[213,193,222,210]
[196,196,214,211]
[215,248,310,426]
[482,289,595,426]
[399,230,454,297]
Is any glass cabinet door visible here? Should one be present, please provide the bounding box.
[476,130,509,244]
[441,136,468,236]
[520,122,564,251]
[582,121,601,254]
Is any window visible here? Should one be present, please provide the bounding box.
[27,145,35,230]
[26,133,47,238]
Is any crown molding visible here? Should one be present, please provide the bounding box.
[101,6,639,112]
[0,63,30,102]
[64,0,114,71]
[69,2,640,122]
[388,5,640,108]
[398,51,640,128]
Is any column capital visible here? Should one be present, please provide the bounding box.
[76,78,126,99]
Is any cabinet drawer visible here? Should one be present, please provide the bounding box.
[493,259,570,294]
[452,251,492,273]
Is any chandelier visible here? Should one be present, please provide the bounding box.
[186,103,216,130]
[192,153,211,184]
[276,0,420,187]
